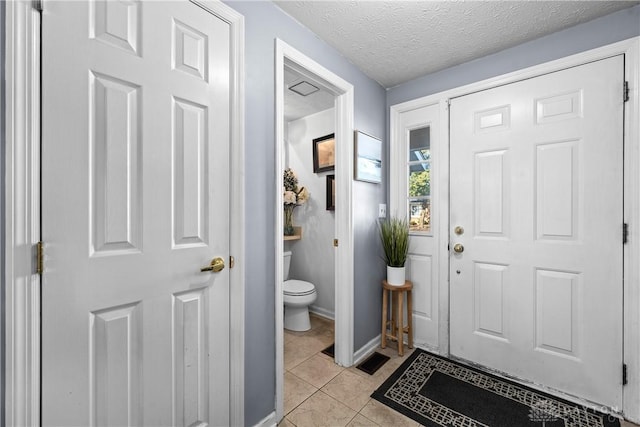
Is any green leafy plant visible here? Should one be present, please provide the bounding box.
[379,216,409,267]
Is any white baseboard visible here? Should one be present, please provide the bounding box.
[252,411,277,427]
[309,305,335,320]
[353,334,382,365]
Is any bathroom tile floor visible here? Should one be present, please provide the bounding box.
[282,314,419,427]
[281,313,639,427]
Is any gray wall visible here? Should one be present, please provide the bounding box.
[223,1,387,424]
[387,4,640,106]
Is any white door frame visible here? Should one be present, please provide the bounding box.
[275,39,355,422]
[4,2,41,424]
[390,37,640,421]
[3,1,246,426]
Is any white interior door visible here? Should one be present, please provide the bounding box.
[450,56,624,408]
[42,1,231,425]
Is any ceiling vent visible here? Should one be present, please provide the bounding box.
[289,81,319,96]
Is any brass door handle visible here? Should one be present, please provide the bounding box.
[201,257,225,273]
[453,243,464,253]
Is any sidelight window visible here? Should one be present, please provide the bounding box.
[408,126,431,233]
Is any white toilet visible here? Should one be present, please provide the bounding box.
[283,250,317,331]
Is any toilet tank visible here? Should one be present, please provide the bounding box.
[283,251,292,280]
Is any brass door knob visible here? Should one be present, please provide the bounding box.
[454,226,464,235]
[201,257,225,273]
[453,243,464,253]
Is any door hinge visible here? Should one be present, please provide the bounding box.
[623,364,628,385]
[624,81,630,103]
[229,255,235,269]
[36,241,44,275]
[623,223,629,244]
[33,0,43,12]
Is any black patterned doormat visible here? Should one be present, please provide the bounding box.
[371,349,620,427]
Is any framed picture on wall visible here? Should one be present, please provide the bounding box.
[326,175,335,211]
[354,131,382,183]
[313,133,335,173]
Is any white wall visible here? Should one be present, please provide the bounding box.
[285,108,335,317]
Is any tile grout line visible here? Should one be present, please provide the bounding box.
[355,401,382,427]
[287,370,320,390]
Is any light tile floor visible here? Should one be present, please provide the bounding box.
[281,314,638,427]
[282,314,421,427]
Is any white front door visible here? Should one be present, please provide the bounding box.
[392,103,441,349]
[450,56,624,408]
[42,1,231,425]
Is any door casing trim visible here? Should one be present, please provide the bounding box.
[3,1,246,425]
[274,39,355,422]
[4,2,41,425]
[390,37,640,421]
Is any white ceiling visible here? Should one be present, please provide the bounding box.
[275,0,639,88]
[284,66,335,122]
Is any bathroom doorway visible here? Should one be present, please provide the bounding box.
[275,40,355,422]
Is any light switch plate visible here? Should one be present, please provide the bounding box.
[378,204,387,218]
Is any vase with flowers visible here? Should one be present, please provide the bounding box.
[283,168,310,236]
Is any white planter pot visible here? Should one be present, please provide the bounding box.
[386,266,406,286]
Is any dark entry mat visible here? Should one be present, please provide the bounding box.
[356,352,390,375]
[371,349,621,427]
[321,343,335,358]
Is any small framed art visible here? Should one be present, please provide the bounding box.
[354,131,382,183]
[326,175,335,211]
[313,133,335,173]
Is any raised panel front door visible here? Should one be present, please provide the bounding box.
[450,56,624,408]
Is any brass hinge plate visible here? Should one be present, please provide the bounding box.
[36,241,44,275]
[623,223,629,244]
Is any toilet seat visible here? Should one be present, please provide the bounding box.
[283,279,316,296]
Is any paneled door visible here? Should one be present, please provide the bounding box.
[392,103,441,349]
[450,56,624,408]
[42,1,231,425]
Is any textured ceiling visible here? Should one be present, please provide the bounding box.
[275,1,639,88]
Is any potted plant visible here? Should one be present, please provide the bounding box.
[379,216,409,286]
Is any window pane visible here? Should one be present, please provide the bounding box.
[409,199,431,232]
[409,168,430,197]
[409,127,430,162]
[408,126,432,233]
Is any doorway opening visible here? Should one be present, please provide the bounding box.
[275,40,355,421]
